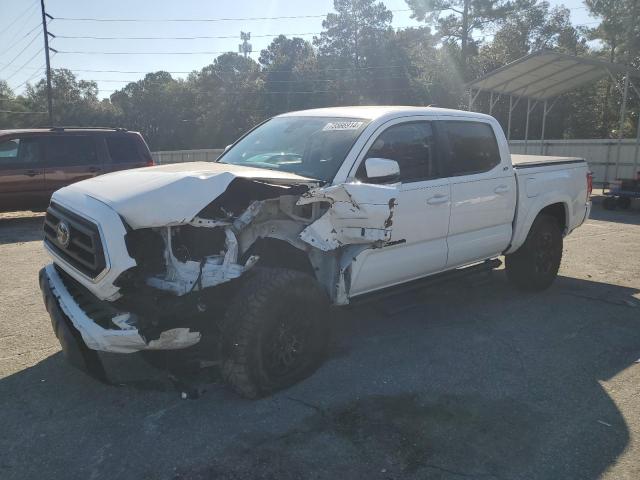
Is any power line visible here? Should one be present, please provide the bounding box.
[12,63,48,91]
[55,49,248,55]
[52,23,420,41]
[0,109,47,114]
[3,23,42,53]
[0,0,39,41]
[55,32,320,40]
[99,85,416,95]
[0,27,42,75]
[51,10,411,22]
[65,64,411,74]
[4,48,45,83]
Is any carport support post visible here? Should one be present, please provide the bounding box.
[489,92,494,115]
[540,100,548,155]
[614,72,630,181]
[507,95,513,140]
[634,112,640,178]
[525,98,531,154]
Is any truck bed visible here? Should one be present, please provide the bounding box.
[511,154,585,169]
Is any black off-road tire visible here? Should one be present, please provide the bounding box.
[505,214,563,291]
[220,268,330,399]
[603,196,617,210]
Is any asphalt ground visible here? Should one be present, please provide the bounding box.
[1,199,639,480]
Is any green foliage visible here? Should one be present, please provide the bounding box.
[405,0,518,78]
[0,1,637,147]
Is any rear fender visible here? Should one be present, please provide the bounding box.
[507,195,570,254]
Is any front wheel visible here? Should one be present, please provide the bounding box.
[220,268,330,399]
[505,214,563,291]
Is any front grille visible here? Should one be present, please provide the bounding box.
[44,202,106,279]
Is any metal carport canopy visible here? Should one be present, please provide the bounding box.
[467,50,638,100]
[467,51,640,181]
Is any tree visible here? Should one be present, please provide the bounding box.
[259,35,319,115]
[314,0,394,104]
[405,0,517,79]
[110,72,195,150]
[585,0,639,65]
[24,69,112,126]
[189,53,264,148]
[585,0,640,138]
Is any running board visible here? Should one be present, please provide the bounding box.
[350,258,502,306]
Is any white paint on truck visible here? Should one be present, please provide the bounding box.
[40,106,591,354]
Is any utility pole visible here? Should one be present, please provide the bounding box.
[40,0,54,125]
[238,32,252,59]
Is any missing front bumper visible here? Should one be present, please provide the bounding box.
[39,264,201,355]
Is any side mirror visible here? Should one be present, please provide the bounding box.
[224,144,232,152]
[364,157,400,183]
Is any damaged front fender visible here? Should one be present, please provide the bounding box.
[297,182,399,251]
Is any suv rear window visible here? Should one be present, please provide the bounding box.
[106,136,141,164]
[443,121,500,176]
[47,136,97,166]
[0,137,42,166]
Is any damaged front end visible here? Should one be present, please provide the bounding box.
[41,167,399,363]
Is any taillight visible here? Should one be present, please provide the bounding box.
[146,155,154,167]
[586,171,593,198]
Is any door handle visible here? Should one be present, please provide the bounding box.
[23,169,39,177]
[494,185,510,194]
[427,194,449,205]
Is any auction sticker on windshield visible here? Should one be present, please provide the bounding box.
[322,121,364,131]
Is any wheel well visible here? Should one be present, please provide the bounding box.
[243,238,315,276]
[539,203,567,231]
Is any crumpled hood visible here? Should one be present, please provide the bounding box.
[52,161,316,229]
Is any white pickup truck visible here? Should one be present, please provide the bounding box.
[39,106,592,397]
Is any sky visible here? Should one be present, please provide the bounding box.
[0,0,597,99]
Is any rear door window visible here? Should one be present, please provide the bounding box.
[106,136,142,164]
[0,137,43,167]
[0,139,19,165]
[46,136,98,166]
[442,121,500,176]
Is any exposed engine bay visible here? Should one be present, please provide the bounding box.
[117,176,398,305]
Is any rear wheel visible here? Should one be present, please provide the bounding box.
[505,214,563,291]
[220,268,330,399]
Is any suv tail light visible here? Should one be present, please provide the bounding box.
[146,157,154,167]
[586,171,593,198]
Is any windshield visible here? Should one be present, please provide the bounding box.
[217,116,370,182]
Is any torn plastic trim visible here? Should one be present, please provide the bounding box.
[43,263,201,353]
[145,226,258,296]
[297,182,399,251]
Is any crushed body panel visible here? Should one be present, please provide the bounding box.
[43,264,201,353]
[297,182,399,251]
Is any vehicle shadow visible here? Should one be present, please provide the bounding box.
[588,205,640,225]
[589,197,640,225]
[0,272,638,479]
[0,215,44,244]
